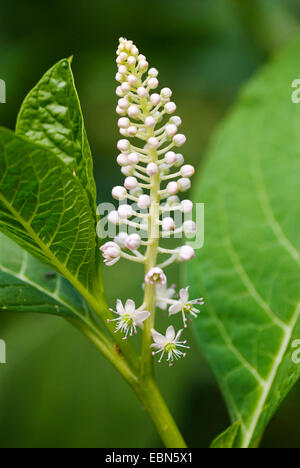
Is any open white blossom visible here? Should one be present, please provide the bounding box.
[156,284,176,310]
[108,299,150,339]
[151,325,189,366]
[169,287,204,327]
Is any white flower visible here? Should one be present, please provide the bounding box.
[151,325,189,366]
[145,267,166,285]
[169,287,204,327]
[109,299,150,339]
[156,283,176,310]
[100,242,121,266]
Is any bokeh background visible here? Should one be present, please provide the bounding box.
[0,0,300,448]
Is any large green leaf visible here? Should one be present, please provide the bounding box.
[0,233,91,321]
[0,127,98,295]
[16,58,97,214]
[188,38,300,447]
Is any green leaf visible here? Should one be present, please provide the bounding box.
[0,232,91,322]
[0,127,98,295]
[16,58,97,215]
[210,422,240,448]
[188,37,300,447]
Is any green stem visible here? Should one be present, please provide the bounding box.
[76,321,187,448]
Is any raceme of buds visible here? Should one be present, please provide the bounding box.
[99,37,204,364]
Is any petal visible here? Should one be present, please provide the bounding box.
[157,300,167,311]
[135,310,150,323]
[116,299,125,316]
[179,287,189,302]
[166,325,175,341]
[169,302,182,315]
[175,329,183,341]
[125,299,136,314]
[151,328,166,345]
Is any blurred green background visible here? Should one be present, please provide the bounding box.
[0,0,300,448]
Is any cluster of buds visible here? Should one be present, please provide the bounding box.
[100,38,204,366]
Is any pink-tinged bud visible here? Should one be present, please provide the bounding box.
[165,124,177,137]
[162,217,175,231]
[117,139,130,153]
[119,129,128,137]
[128,105,139,118]
[137,194,151,209]
[183,221,196,235]
[131,45,139,56]
[127,56,136,66]
[148,77,159,89]
[121,166,134,176]
[148,137,159,149]
[170,116,182,127]
[146,163,158,176]
[118,204,133,219]
[145,267,167,285]
[177,245,195,262]
[115,72,123,82]
[164,102,176,114]
[174,153,184,167]
[127,74,137,85]
[119,52,128,61]
[145,116,156,127]
[116,86,124,97]
[108,211,120,225]
[118,117,130,129]
[125,233,141,250]
[161,88,172,99]
[118,98,129,109]
[117,153,128,166]
[116,106,126,116]
[112,186,127,201]
[159,163,170,176]
[121,82,130,93]
[166,181,179,195]
[127,152,139,165]
[150,93,161,106]
[124,176,138,190]
[167,195,180,206]
[118,65,127,75]
[139,60,149,71]
[165,151,177,164]
[138,54,146,61]
[181,200,193,213]
[173,134,186,146]
[127,126,137,136]
[137,87,148,97]
[180,164,195,177]
[178,178,191,192]
[148,67,159,77]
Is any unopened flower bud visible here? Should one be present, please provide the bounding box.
[180,164,195,177]
[118,117,130,129]
[121,166,135,176]
[165,124,177,137]
[118,98,129,109]
[137,87,148,97]
[148,137,159,149]
[164,102,176,114]
[161,88,172,99]
[108,211,120,225]
[174,154,184,167]
[118,65,128,75]
[177,245,195,262]
[127,126,137,136]
[167,195,180,206]
[124,176,138,190]
[170,116,182,127]
[148,77,159,89]
[127,152,139,165]
[173,134,186,146]
[125,233,141,250]
[166,181,179,195]
[121,82,130,93]
[115,72,123,82]
[117,153,128,166]
[150,93,161,106]
[165,151,177,164]
[148,67,159,77]
[114,232,128,247]
[145,116,156,127]
[117,139,130,152]
[178,177,191,192]
[112,186,127,201]
[118,204,133,219]
[116,86,124,97]
[181,200,193,213]
[127,74,137,85]
[183,221,196,235]
[162,217,175,231]
[138,194,151,209]
[127,56,136,66]
[146,163,158,176]
[139,60,149,71]
[128,105,140,118]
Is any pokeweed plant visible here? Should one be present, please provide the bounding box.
[0,36,300,449]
